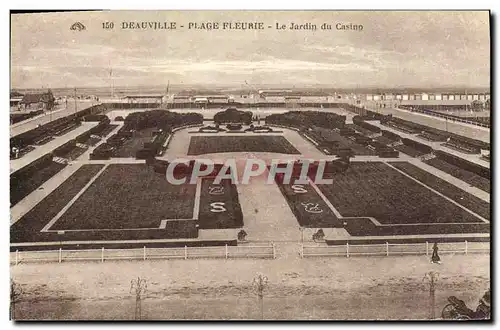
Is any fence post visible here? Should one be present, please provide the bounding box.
[386,242,389,256]
[300,243,303,258]
[272,243,276,259]
[101,247,104,263]
[426,241,429,256]
[465,240,468,255]
[184,245,188,260]
[225,244,228,259]
[15,250,18,265]
[346,242,349,258]
[59,248,62,263]
[143,246,146,261]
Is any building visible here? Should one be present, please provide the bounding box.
[172,95,191,103]
[124,95,164,104]
[203,95,230,103]
[20,90,55,110]
[193,97,209,104]
[10,97,23,107]
[258,90,292,98]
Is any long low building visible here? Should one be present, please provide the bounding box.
[366,92,490,102]
[124,95,164,104]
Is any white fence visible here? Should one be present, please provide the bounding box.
[300,241,490,258]
[11,243,276,265]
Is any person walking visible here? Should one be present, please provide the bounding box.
[431,242,441,264]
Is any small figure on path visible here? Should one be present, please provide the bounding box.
[431,242,441,264]
[238,229,247,242]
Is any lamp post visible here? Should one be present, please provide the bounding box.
[253,274,268,320]
[130,277,147,320]
[423,271,439,320]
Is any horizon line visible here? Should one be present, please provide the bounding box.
[11,83,491,92]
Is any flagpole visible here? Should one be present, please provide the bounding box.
[110,67,114,99]
[74,87,77,115]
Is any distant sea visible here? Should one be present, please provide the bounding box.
[11,85,490,97]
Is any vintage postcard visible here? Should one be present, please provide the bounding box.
[9,10,490,321]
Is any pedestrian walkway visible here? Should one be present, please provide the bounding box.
[367,120,489,168]
[237,173,301,244]
[10,100,97,137]
[361,103,490,142]
[10,122,98,174]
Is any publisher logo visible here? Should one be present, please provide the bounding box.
[70,22,86,31]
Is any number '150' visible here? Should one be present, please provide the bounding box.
[102,22,114,29]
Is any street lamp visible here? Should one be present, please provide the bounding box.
[252,273,268,320]
[130,277,147,320]
[423,271,439,320]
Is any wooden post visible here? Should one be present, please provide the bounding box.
[143,246,146,261]
[59,248,62,263]
[184,245,188,260]
[101,247,104,263]
[225,244,228,259]
[346,242,350,258]
[465,240,468,255]
[300,244,303,258]
[272,243,276,259]
[15,250,18,266]
[386,242,389,256]
[426,241,429,256]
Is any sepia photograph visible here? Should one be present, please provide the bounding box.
[9,10,491,321]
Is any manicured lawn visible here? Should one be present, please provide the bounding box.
[276,178,343,228]
[198,178,244,229]
[389,162,490,220]
[52,164,196,230]
[317,162,484,225]
[187,136,300,155]
[425,158,490,193]
[11,164,104,243]
[10,161,67,207]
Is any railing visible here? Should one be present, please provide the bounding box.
[11,243,276,265]
[300,241,489,258]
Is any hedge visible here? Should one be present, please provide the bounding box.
[401,138,433,154]
[381,130,401,141]
[53,139,76,157]
[266,111,346,129]
[11,104,105,149]
[214,108,252,125]
[434,150,490,179]
[10,153,53,179]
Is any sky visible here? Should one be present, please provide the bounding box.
[11,11,490,89]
